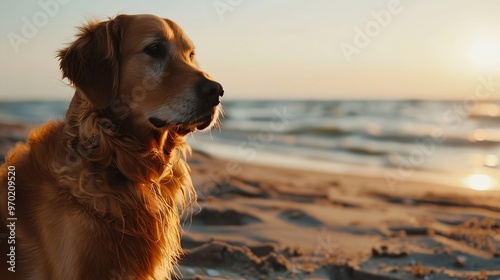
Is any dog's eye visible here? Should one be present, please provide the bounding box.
[189,51,195,60]
[144,42,166,58]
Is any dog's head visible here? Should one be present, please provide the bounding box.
[58,14,223,135]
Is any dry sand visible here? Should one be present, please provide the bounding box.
[1,122,500,280]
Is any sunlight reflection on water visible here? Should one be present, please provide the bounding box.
[464,173,497,191]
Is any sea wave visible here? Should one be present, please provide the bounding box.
[1,100,499,175]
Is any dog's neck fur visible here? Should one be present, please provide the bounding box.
[59,88,186,196]
[58,90,195,198]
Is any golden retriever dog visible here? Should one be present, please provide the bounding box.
[0,14,223,280]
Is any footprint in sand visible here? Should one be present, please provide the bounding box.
[278,209,323,228]
[192,207,261,226]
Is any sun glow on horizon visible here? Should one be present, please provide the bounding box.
[469,36,500,68]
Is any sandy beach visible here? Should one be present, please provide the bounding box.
[1,122,500,280]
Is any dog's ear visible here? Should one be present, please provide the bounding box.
[58,17,124,109]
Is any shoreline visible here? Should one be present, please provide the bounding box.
[188,139,500,193]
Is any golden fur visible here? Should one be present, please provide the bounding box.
[0,14,223,279]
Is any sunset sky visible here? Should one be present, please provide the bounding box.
[0,0,499,100]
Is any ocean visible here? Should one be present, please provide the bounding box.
[1,100,499,190]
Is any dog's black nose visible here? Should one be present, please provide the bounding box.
[197,79,224,105]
